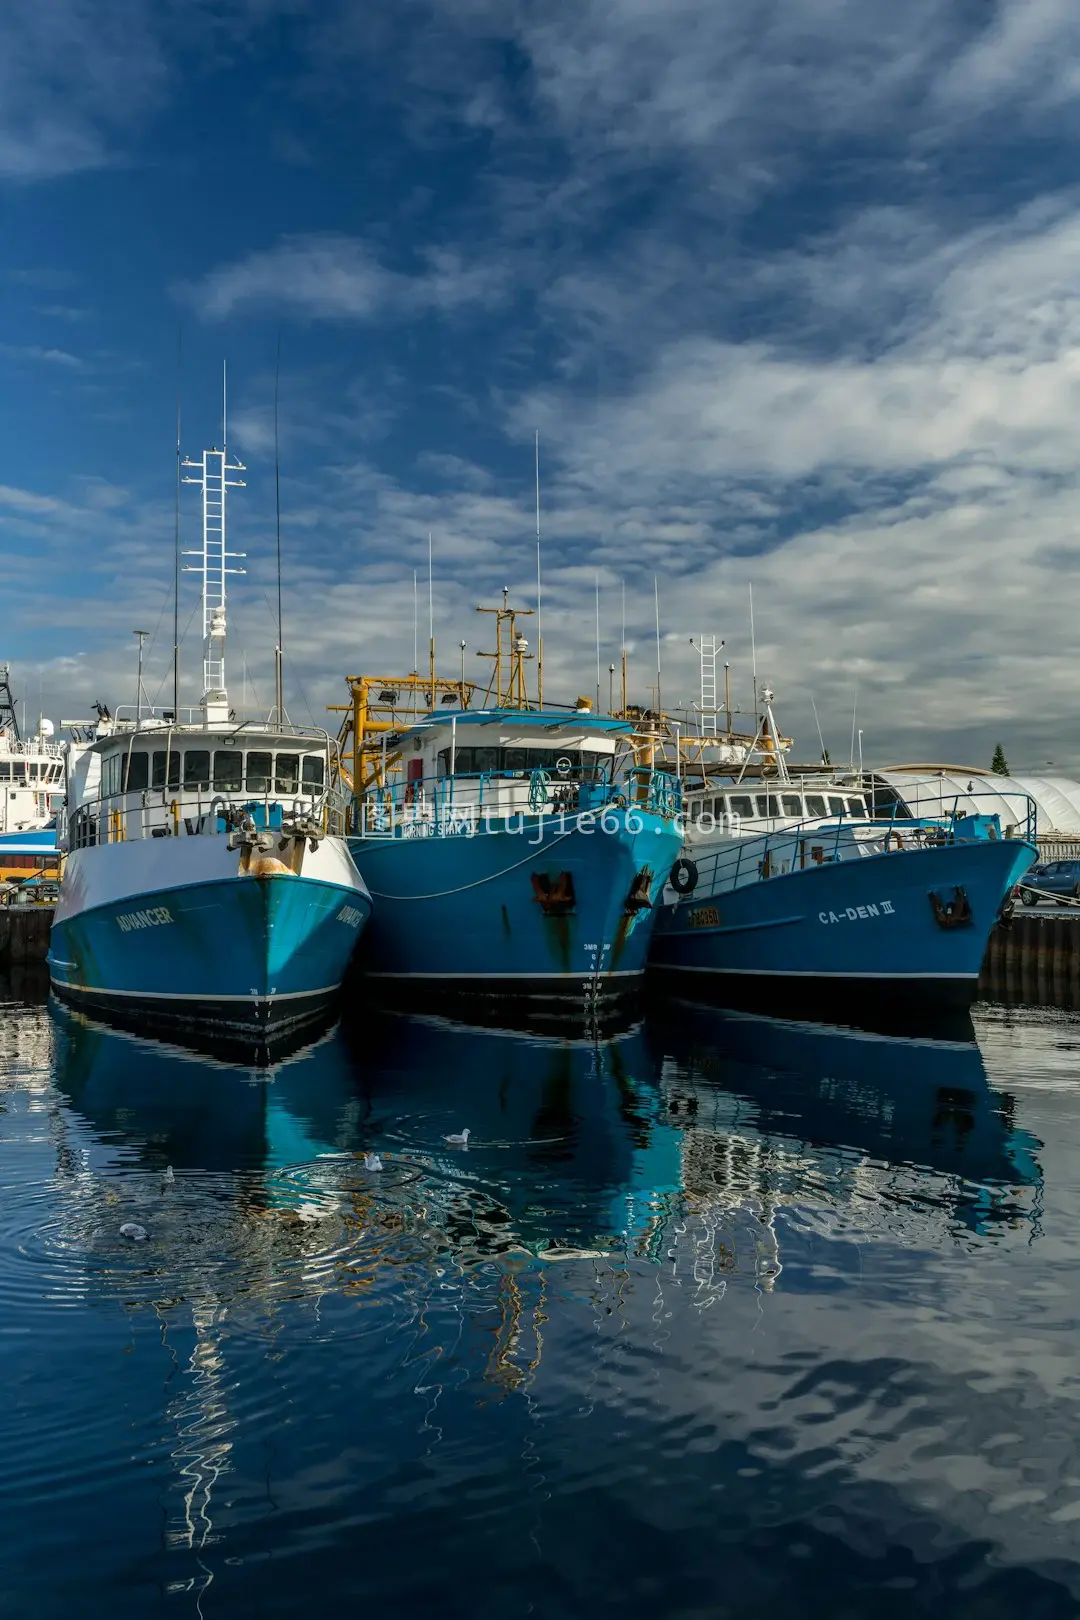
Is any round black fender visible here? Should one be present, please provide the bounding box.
[670,857,698,895]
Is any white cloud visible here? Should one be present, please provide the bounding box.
[185,233,508,322]
[0,0,167,182]
[0,344,84,369]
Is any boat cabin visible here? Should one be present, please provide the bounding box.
[358,709,643,833]
[63,712,342,850]
[683,783,870,833]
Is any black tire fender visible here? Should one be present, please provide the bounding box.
[670,857,698,896]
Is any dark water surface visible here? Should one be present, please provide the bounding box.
[2,981,1079,1618]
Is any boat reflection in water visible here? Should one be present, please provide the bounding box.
[646,999,1043,1244]
[34,991,1046,1595]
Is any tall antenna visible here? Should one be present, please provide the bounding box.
[749,581,758,714]
[849,683,859,772]
[133,629,149,722]
[594,572,601,713]
[428,531,435,705]
[620,576,627,715]
[182,365,247,723]
[412,571,418,674]
[653,576,662,714]
[535,431,543,707]
[810,695,829,765]
[273,331,285,724]
[173,326,182,718]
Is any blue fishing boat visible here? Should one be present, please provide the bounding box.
[49,431,371,1035]
[648,689,1037,1013]
[342,596,682,1012]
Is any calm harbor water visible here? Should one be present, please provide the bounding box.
[2,979,1079,1618]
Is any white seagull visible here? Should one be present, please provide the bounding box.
[363,1152,383,1172]
[444,1128,471,1147]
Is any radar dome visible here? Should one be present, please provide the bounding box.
[39,718,55,738]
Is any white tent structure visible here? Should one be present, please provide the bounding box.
[861,768,1080,842]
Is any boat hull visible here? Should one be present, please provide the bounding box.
[349,808,682,1011]
[48,835,371,1034]
[648,836,1035,1014]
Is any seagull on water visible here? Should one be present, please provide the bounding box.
[363,1152,383,1171]
[444,1128,471,1147]
[120,1222,149,1242]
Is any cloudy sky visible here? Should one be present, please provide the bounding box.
[4,0,1080,769]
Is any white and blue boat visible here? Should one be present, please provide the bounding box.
[0,664,63,889]
[49,434,371,1035]
[649,688,1037,1014]
[344,599,683,1013]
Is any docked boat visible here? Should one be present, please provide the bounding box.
[648,686,1037,1013]
[0,665,63,888]
[340,596,683,1012]
[48,433,371,1034]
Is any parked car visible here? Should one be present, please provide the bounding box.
[1020,858,1080,904]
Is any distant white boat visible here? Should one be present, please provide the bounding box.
[0,665,62,886]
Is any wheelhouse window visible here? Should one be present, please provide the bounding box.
[846,797,867,817]
[183,751,211,791]
[728,794,753,818]
[435,744,610,778]
[152,750,180,790]
[246,752,272,792]
[756,794,779,817]
[827,795,846,816]
[275,754,300,794]
[301,755,325,790]
[0,764,9,781]
[213,750,243,792]
[781,794,803,818]
[101,752,122,797]
[805,795,827,818]
[124,751,149,792]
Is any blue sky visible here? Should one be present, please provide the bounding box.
[4,0,1080,768]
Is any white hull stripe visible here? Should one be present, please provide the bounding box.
[650,965,978,980]
[49,979,341,1002]
[364,969,642,981]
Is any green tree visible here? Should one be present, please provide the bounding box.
[991,743,1009,776]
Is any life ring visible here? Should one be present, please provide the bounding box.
[670,857,698,895]
[555,756,573,777]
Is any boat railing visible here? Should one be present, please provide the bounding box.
[65,780,350,849]
[680,791,1037,898]
[352,763,681,838]
[110,707,335,743]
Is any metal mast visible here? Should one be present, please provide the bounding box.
[0,666,20,744]
[182,398,246,723]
